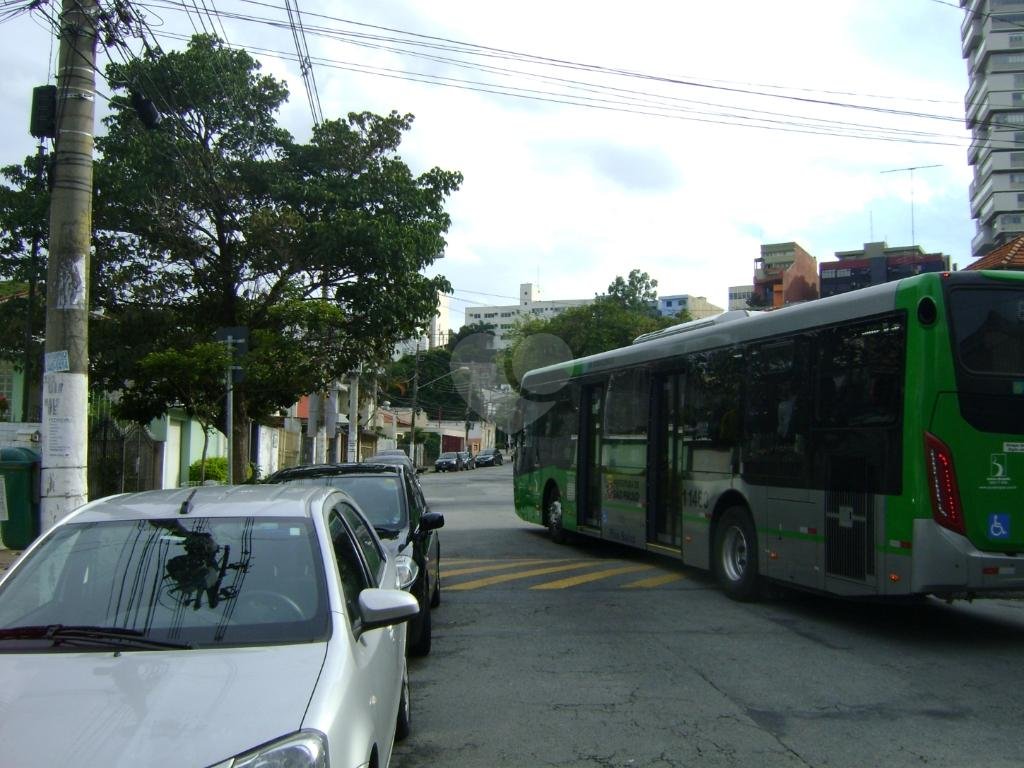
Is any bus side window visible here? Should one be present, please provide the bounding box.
[742,339,811,485]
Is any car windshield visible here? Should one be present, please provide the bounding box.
[281,475,406,531]
[0,517,329,651]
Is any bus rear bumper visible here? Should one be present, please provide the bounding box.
[912,519,1024,598]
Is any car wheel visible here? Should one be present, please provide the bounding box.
[430,548,442,610]
[409,601,432,656]
[395,663,411,741]
[713,506,760,602]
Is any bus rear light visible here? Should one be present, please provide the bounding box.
[925,432,965,536]
[888,573,901,583]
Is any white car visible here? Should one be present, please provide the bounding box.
[0,484,419,768]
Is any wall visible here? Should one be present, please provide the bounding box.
[0,422,42,451]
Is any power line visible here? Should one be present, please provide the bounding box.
[131,0,980,148]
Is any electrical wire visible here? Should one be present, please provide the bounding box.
[129,0,991,148]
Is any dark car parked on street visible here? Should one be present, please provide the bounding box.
[265,462,443,655]
[364,451,419,475]
[474,448,504,467]
[458,451,476,470]
[434,452,464,472]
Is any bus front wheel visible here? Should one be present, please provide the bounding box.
[545,492,567,544]
[713,506,760,602]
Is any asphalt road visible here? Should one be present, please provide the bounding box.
[393,463,1024,768]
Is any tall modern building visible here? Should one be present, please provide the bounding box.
[962,0,1024,258]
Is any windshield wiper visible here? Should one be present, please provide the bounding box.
[0,624,193,650]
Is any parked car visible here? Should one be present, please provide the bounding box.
[458,450,476,469]
[265,462,444,656]
[0,484,419,768]
[474,448,504,467]
[365,451,419,475]
[435,451,464,472]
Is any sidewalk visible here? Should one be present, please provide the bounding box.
[0,548,21,573]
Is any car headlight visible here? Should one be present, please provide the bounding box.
[395,553,419,591]
[215,730,328,768]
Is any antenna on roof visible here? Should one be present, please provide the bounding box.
[880,164,942,245]
[179,488,199,516]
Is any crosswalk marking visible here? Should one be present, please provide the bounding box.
[443,559,567,577]
[530,563,654,590]
[439,556,686,591]
[622,572,687,589]
[446,561,600,590]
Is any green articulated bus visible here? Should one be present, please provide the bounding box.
[512,270,1024,601]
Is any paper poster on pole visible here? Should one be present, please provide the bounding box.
[42,372,89,466]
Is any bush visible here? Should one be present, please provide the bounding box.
[189,456,229,483]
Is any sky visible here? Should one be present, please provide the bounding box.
[0,0,975,328]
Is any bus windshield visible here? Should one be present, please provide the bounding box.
[949,287,1024,376]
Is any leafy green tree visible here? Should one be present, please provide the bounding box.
[0,151,49,418]
[382,347,476,422]
[114,343,230,481]
[502,271,676,388]
[604,268,660,317]
[88,35,460,478]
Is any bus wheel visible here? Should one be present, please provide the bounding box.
[713,506,760,602]
[546,494,567,544]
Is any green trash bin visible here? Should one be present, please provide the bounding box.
[0,447,41,550]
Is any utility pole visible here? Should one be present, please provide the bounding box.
[407,343,419,467]
[880,164,941,245]
[41,0,98,529]
[346,371,360,462]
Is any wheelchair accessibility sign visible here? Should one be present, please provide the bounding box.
[988,514,1011,540]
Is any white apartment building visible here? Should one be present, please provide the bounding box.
[393,292,452,359]
[962,0,1024,257]
[464,283,592,349]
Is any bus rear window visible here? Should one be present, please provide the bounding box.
[950,287,1024,376]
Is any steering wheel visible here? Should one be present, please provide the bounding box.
[238,590,306,621]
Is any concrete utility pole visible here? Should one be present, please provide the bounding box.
[407,343,419,466]
[41,0,98,529]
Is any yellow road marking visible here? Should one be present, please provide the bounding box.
[622,572,687,589]
[530,564,654,590]
[447,561,600,590]
[442,559,565,577]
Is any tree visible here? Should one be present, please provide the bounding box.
[0,151,49,419]
[114,343,231,481]
[502,272,676,389]
[381,347,477,423]
[89,35,461,478]
[603,268,661,317]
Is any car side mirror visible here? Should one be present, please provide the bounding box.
[415,512,445,540]
[357,588,419,635]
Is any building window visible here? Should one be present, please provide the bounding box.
[1012,152,1024,166]
[1011,173,1024,186]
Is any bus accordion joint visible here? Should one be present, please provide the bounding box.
[925,432,965,536]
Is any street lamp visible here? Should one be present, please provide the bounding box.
[408,363,470,467]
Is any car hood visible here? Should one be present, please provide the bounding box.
[0,643,328,768]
